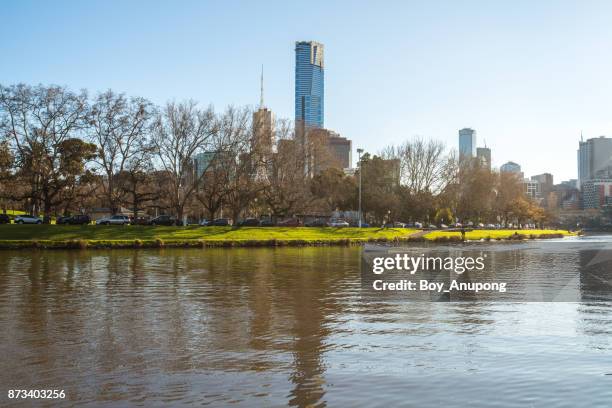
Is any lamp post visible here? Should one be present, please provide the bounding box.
[357,148,364,227]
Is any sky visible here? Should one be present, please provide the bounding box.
[2,0,612,182]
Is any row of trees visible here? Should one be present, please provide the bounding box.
[0,83,547,225]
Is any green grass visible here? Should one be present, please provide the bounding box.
[0,225,577,249]
[0,225,417,245]
[425,229,574,241]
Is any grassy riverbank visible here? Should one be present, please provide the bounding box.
[0,225,576,249]
[0,225,418,249]
[424,229,573,241]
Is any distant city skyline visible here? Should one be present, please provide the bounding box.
[3,1,612,181]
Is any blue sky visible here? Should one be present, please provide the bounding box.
[2,0,612,182]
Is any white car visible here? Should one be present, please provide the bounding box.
[14,215,42,224]
[327,219,349,227]
[96,215,131,225]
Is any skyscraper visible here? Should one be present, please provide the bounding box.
[577,136,612,189]
[500,161,523,178]
[476,147,491,170]
[458,128,476,159]
[295,41,324,128]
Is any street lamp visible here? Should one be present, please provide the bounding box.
[357,148,364,228]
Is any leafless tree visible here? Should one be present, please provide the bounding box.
[151,100,216,222]
[382,137,449,194]
[87,89,154,214]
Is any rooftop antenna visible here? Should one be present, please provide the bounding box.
[580,130,583,142]
[260,64,264,109]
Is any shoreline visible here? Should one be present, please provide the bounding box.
[0,227,577,250]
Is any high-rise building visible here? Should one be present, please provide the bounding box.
[458,128,477,159]
[577,136,612,189]
[295,41,324,129]
[327,133,352,170]
[582,179,612,209]
[476,147,491,170]
[500,161,524,179]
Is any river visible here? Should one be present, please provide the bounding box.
[1,235,612,407]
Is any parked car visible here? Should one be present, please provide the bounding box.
[428,224,438,229]
[14,215,42,224]
[199,219,211,226]
[211,218,232,226]
[96,215,130,225]
[414,222,423,228]
[237,218,260,227]
[259,219,275,227]
[0,214,10,224]
[440,223,449,229]
[56,215,72,225]
[131,216,150,226]
[68,214,91,225]
[328,219,349,227]
[305,219,327,227]
[349,220,370,227]
[149,215,177,226]
[278,218,300,227]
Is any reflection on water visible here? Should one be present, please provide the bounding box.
[0,237,612,407]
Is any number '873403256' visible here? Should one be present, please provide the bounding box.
[8,389,65,399]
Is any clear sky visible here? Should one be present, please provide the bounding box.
[2,0,612,182]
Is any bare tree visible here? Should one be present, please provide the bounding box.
[382,137,449,194]
[0,84,91,221]
[262,120,311,219]
[151,100,216,222]
[88,90,154,214]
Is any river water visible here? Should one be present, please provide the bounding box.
[1,235,612,407]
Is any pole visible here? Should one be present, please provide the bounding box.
[357,148,364,227]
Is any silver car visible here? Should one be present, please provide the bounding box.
[96,215,131,225]
[14,215,42,224]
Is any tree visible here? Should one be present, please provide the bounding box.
[0,84,90,221]
[0,140,17,211]
[151,101,216,222]
[88,90,154,214]
[382,137,449,194]
[262,122,311,219]
[495,172,525,225]
[195,106,254,221]
[360,154,401,223]
[310,167,356,212]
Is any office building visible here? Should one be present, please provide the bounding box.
[578,136,612,189]
[500,161,522,175]
[476,147,491,170]
[304,128,352,173]
[327,133,352,170]
[531,173,554,196]
[582,179,612,209]
[458,128,477,159]
[295,41,324,129]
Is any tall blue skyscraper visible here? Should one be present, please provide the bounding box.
[295,41,324,128]
[458,128,477,159]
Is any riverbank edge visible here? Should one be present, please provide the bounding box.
[0,231,577,249]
